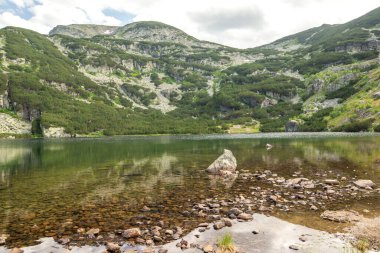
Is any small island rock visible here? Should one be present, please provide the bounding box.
[206,149,237,175]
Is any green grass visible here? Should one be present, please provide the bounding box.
[217,233,236,253]
[0,108,20,119]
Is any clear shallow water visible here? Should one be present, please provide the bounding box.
[0,133,379,247]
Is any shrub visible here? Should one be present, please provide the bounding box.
[337,119,374,132]
[150,72,161,87]
[299,108,333,132]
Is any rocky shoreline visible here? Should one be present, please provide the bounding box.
[0,214,379,253]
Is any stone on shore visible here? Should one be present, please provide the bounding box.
[10,249,24,253]
[106,242,121,252]
[203,244,214,252]
[238,213,253,221]
[289,244,299,250]
[213,221,225,230]
[206,149,237,175]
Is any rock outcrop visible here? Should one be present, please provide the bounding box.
[206,149,237,175]
[0,113,31,135]
[43,127,71,138]
[285,120,299,132]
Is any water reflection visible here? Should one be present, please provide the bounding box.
[0,134,379,247]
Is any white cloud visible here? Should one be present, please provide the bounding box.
[0,11,45,30]
[0,0,379,48]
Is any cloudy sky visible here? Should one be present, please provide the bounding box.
[0,0,379,48]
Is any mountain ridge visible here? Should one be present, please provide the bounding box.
[49,21,227,49]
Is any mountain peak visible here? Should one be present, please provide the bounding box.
[49,24,119,38]
[48,21,202,45]
[114,21,198,44]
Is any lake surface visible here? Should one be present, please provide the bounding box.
[0,133,379,247]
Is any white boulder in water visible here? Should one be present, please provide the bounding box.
[206,149,237,175]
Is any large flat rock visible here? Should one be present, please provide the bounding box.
[163,214,351,253]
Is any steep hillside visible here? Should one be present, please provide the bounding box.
[0,27,221,137]
[0,7,379,137]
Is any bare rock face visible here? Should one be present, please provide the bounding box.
[320,210,362,223]
[0,113,31,135]
[43,127,71,138]
[206,149,237,175]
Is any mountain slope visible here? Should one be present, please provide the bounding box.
[266,6,380,52]
[0,27,221,137]
[1,7,380,137]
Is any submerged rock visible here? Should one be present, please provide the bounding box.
[320,210,362,223]
[324,179,339,185]
[0,234,8,245]
[353,180,376,189]
[122,228,141,238]
[284,178,309,188]
[86,228,100,237]
[206,149,237,175]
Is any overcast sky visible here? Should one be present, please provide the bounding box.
[0,0,379,48]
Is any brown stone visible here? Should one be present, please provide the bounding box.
[238,213,253,220]
[203,244,214,252]
[213,221,225,230]
[122,228,141,238]
[106,242,120,252]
